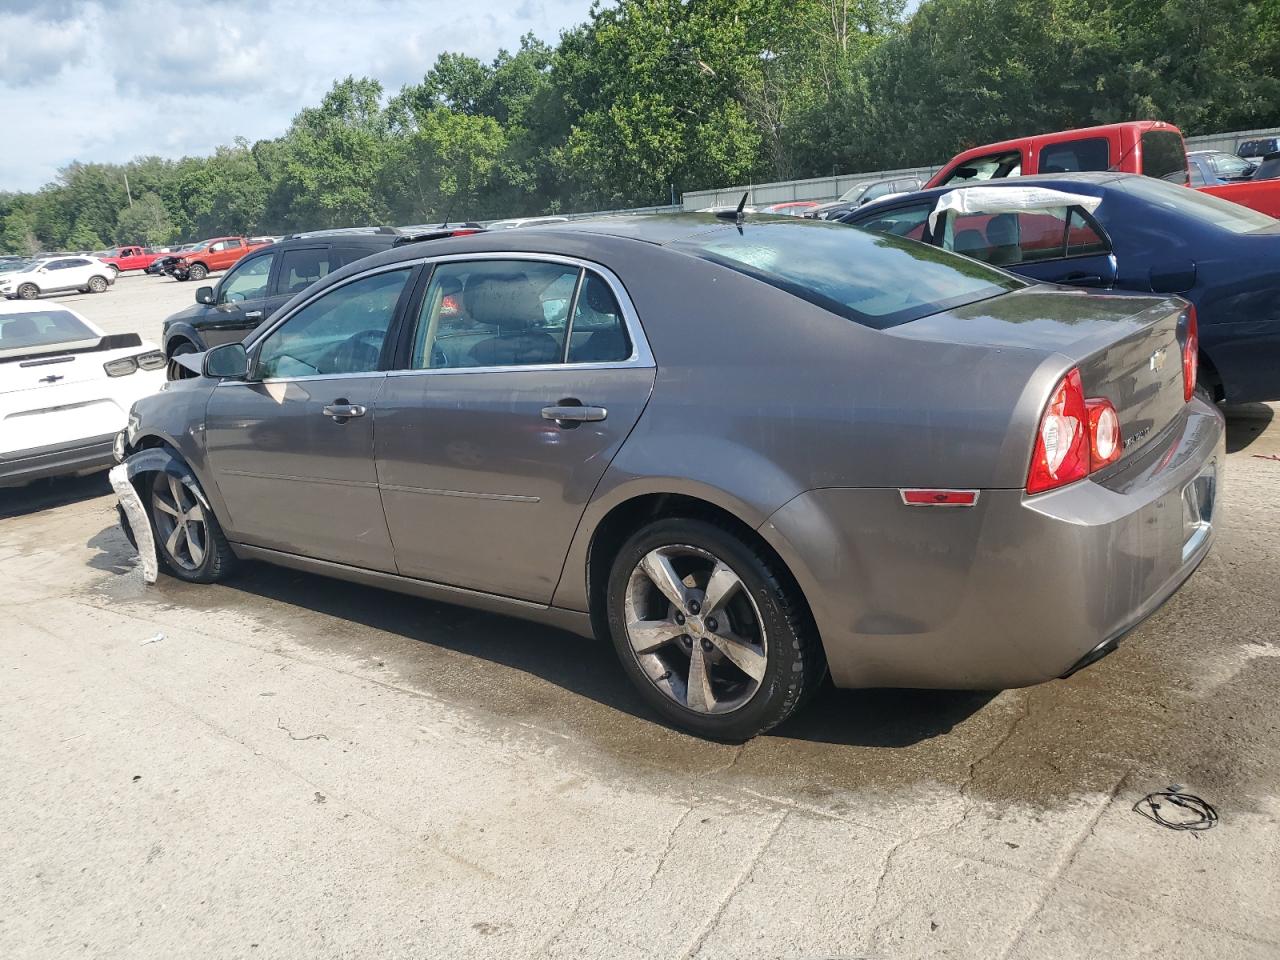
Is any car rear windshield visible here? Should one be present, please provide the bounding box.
[671,219,1025,329]
[1141,130,1188,185]
[1119,175,1277,233]
[0,309,96,350]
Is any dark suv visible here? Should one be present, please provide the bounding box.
[161,228,482,379]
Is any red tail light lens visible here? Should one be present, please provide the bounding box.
[1027,368,1090,494]
[1182,305,1198,402]
[1086,398,1121,470]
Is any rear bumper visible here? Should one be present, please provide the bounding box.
[761,398,1226,690]
[0,433,117,487]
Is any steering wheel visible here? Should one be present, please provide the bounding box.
[325,328,384,373]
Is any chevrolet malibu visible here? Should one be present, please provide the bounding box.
[111,215,1224,740]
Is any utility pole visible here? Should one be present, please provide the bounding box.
[123,171,134,207]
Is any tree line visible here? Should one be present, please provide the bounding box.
[2,0,1276,254]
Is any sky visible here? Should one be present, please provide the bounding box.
[0,0,593,193]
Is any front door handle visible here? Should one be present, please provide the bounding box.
[244,310,264,322]
[323,400,366,423]
[542,403,607,426]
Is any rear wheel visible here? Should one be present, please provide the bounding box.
[148,470,236,583]
[605,518,825,741]
[17,283,38,300]
[187,263,208,282]
[87,275,108,293]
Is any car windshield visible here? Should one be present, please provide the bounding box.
[838,183,871,202]
[672,218,1025,329]
[1119,175,1277,233]
[0,309,97,350]
[188,240,213,251]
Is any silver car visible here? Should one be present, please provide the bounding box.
[113,215,1224,740]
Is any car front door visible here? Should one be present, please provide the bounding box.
[203,250,276,347]
[202,265,417,571]
[375,256,655,603]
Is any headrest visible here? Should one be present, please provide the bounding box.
[987,213,1019,246]
[464,272,540,332]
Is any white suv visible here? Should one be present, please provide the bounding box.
[0,256,117,300]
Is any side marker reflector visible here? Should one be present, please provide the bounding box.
[900,489,979,507]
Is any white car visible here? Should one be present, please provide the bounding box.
[0,255,117,300]
[1,301,165,487]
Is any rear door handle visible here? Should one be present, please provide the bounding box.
[323,400,366,422]
[542,404,607,424]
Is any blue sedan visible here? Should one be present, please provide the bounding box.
[841,172,1280,403]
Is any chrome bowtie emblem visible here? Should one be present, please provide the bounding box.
[39,374,64,383]
[1149,348,1167,372]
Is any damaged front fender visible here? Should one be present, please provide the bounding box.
[111,445,210,584]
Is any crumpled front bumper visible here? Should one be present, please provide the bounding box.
[109,463,158,583]
[761,398,1226,690]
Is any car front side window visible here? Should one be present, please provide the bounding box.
[854,203,932,242]
[218,253,275,303]
[255,268,412,379]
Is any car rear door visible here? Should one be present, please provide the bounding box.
[935,204,1118,288]
[202,264,418,571]
[374,255,655,603]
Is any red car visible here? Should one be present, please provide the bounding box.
[172,237,273,282]
[97,246,169,274]
[925,120,1280,218]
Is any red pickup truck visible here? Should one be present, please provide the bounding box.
[172,236,274,282]
[97,245,170,274]
[926,120,1280,217]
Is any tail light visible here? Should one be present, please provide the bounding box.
[1086,398,1121,469]
[1181,305,1198,402]
[1027,369,1090,494]
[1027,368,1124,494]
[105,351,166,377]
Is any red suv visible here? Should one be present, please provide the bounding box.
[173,237,273,282]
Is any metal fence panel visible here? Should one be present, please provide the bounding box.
[679,126,1280,210]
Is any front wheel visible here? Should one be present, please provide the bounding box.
[17,283,38,300]
[187,263,208,282]
[87,275,108,293]
[147,470,237,583]
[166,341,198,381]
[605,518,825,741]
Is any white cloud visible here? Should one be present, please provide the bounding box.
[0,0,591,192]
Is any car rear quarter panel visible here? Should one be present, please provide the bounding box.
[549,241,1066,613]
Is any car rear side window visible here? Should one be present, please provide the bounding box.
[278,247,332,296]
[673,220,1024,330]
[1039,138,1109,173]
[1142,131,1188,185]
[941,207,1109,265]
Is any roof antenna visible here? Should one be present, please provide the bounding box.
[714,192,750,228]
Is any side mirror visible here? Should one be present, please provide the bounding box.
[195,285,215,305]
[202,342,249,380]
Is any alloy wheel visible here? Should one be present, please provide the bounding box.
[623,545,768,715]
[151,473,208,571]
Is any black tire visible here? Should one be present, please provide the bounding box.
[167,341,198,381]
[87,275,108,293]
[146,469,237,584]
[17,283,38,300]
[605,517,825,741]
[187,263,208,282]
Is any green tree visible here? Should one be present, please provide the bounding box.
[115,193,174,246]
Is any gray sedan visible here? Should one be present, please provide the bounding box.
[113,215,1224,740]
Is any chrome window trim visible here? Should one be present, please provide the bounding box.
[237,252,654,385]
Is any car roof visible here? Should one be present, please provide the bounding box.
[848,171,1125,211]
[0,298,100,329]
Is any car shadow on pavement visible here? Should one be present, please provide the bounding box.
[0,472,112,519]
[1224,403,1275,453]
[192,558,991,749]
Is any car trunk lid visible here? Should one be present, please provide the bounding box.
[889,285,1189,461]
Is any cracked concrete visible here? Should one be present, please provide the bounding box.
[1,281,1278,958]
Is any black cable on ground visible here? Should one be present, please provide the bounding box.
[1132,786,1219,834]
